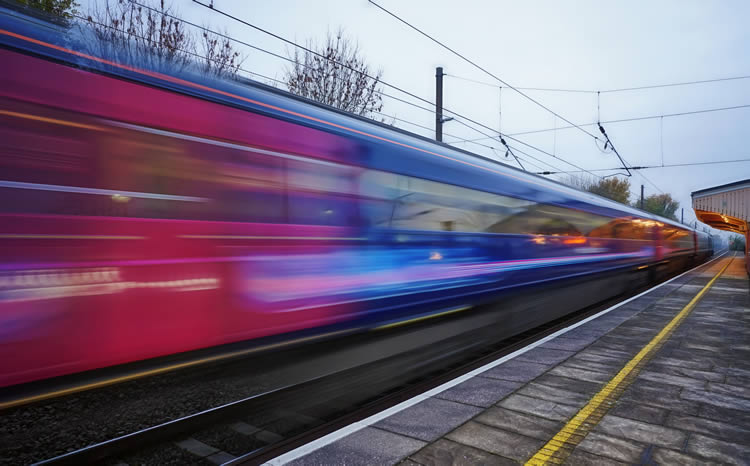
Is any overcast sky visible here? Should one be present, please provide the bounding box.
[84,0,750,238]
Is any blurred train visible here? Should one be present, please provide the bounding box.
[0,8,712,388]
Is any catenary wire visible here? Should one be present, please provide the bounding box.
[536,157,750,174]
[366,0,644,184]
[78,8,561,177]
[134,0,552,168]
[446,69,747,195]
[446,72,750,94]
[189,0,440,118]
[81,7,570,179]
[129,0,444,116]
[191,0,608,180]
[449,118,601,181]
[454,104,750,143]
[367,0,604,143]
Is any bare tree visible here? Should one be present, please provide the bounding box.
[86,0,193,72]
[200,27,243,78]
[84,0,242,77]
[285,29,384,118]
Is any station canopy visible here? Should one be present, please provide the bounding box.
[692,179,749,235]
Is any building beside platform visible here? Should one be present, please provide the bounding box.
[692,178,749,272]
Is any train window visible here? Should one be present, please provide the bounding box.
[359,170,532,232]
[94,127,288,223]
[489,204,613,237]
[0,98,292,223]
[663,228,692,251]
[285,158,360,226]
[359,170,638,238]
[588,217,654,240]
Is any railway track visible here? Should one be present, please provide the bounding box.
[27,261,713,466]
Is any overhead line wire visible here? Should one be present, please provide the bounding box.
[98,3,566,177]
[449,118,598,180]
[129,1,444,116]
[367,0,603,143]
[73,12,291,86]
[447,67,747,194]
[446,72,750,94]
[84,4,560,177]
[604,75,750,93]
[368,112,550,173]
[535,157,750,174]
[454,104,750,143]
[192,0,606,181]
[137,0,537,166]
[189,0,441,119]
[367,1,748,196]
[446,74,597,94]
[365,0,637,180]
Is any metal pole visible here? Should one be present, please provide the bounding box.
[640,184,644,210]
[436,66,444,142]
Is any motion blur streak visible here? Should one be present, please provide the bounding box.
[0,8,712,389]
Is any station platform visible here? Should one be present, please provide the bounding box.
[266,252,749,465]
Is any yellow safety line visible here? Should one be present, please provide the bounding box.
[525,257,732,465]
[0,329,352,411]
[374,305,473,331]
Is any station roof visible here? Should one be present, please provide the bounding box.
[692,179,749,234]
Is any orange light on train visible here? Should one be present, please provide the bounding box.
[563,237,586,245]
[531,235,546,245]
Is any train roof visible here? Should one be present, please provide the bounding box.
[0,5,700,232]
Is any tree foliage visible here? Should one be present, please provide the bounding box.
[640,193,680,220]
[285,29,384,118]
[17,0,79,19]
[729,234,746,251]
[85,0,242,77]
[587,177,631,205]
[563,175,631,205]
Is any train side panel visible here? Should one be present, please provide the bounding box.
[0,23,710,387]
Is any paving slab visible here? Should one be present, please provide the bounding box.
[666,412,750,444]
[374,397,482,442]
[473,406,562,440]
[444,421,544,462]
[651,447,706,465]
[434,376,521,408]
[497,393,578,422]
[286,427,426,466]
[576,431,645,463]
[480,359,552,382]
[406,438,514,466]
[515,382,592,408]
[514,347,576,365]
[278,254,749,465]
[609,399,669,425]
[686,433,750,465]
[593,415,686,450]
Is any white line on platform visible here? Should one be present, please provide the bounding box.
[260,252,727,466]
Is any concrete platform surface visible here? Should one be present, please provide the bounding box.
[269,253,749,466]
